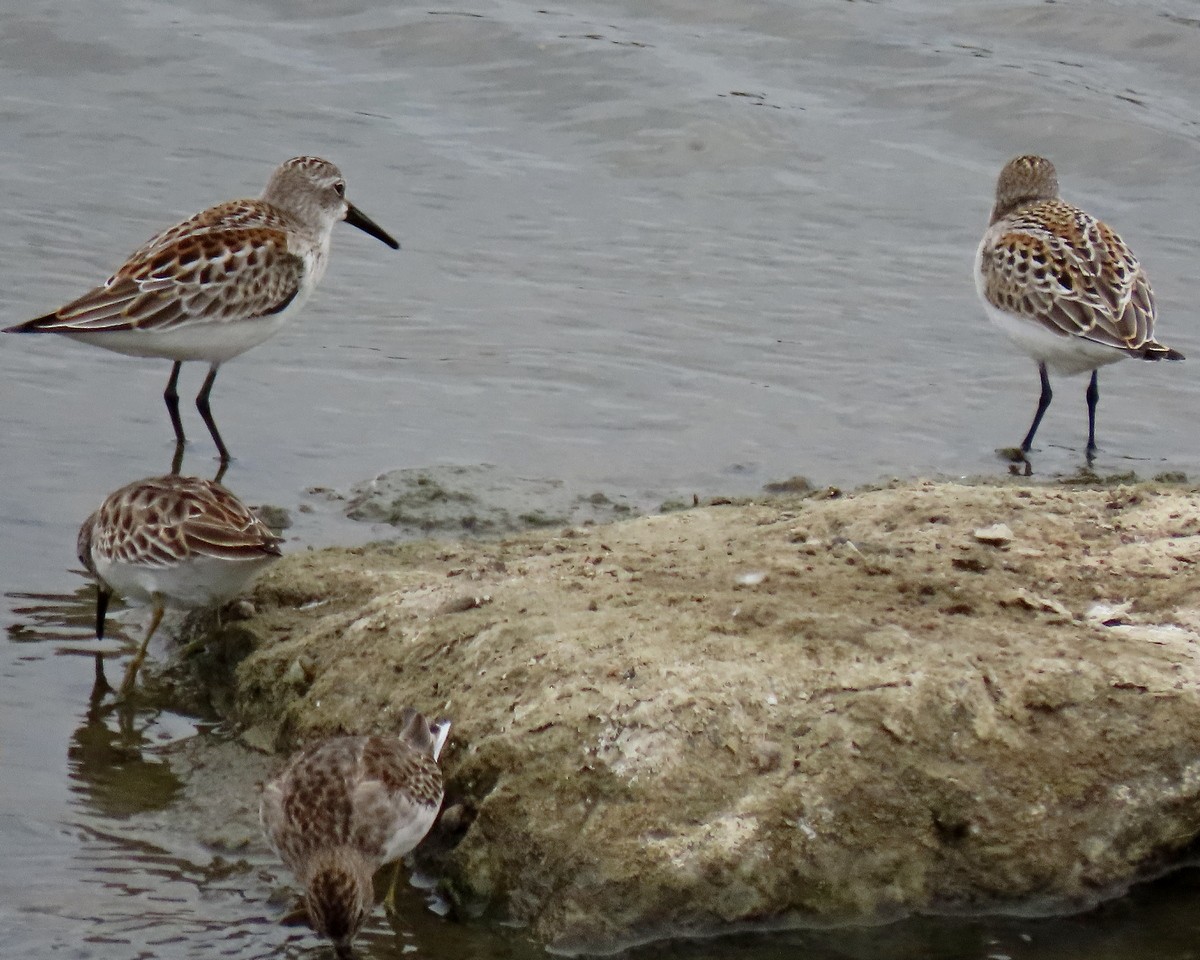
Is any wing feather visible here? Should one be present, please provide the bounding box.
[11,221,302,335]
[980,199,1158,353]
[90,475,281,568]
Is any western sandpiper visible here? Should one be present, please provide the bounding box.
[260,710,450,958]
[975,154,1183,457]
[6,156,399,462]
[78,474,282,696]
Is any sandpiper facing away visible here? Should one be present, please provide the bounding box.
[975,154,1182,459]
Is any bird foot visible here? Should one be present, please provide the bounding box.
[997,447,1032,477]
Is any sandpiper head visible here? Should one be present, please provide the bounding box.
[990,154,1059,223]
[76,511,111,639]
[262,156,399,249]
[303,852,374,957]
[76,512,98,576]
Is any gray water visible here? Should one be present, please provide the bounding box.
[6,0,1200,956]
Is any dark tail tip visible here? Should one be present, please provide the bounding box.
[3,315,54,334]
[1142,345,1184,362]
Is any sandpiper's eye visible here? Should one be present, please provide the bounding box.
[333,181,346,198]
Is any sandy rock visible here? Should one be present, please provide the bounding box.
[220,479,1200,953]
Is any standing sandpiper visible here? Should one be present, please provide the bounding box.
[6,156,399,463]
[975,154,1182,458]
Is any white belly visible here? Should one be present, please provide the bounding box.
[59,305,300,364]
[378,800,441,864]
[94,553,276,609]
[974,240,1126,377]
[981,302,1126,376]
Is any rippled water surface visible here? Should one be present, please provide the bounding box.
[6,0,1200,956]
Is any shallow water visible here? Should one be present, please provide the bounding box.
[5,0,1200,956]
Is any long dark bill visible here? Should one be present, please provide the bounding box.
[95,587,112,640]
[344,202,400,249]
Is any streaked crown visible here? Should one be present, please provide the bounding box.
[990,154,1059,224]
[260,156,350,234]
[304,853,373,957]
[77,512,98,576]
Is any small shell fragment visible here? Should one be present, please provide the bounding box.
[973,523,1013,546]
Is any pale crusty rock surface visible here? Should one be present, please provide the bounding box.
[220,478,1200,953]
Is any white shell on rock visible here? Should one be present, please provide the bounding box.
[973,523,1014,546]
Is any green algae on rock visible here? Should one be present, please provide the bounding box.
[345,464,641,536]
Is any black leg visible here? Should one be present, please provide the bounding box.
[1021,362,1053,453]
[163,361,185,446]
[195,363,231,463]
[1085,369,1100,455]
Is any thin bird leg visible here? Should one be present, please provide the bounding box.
[195,363,230,463]
[382,860,403,915]
[1020,362,1053,453]
[164,361,186,446]
[1085,369,1100,457]
[118,602,165,697]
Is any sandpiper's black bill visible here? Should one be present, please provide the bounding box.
[95,586,111,640]
[344,202,400,249]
